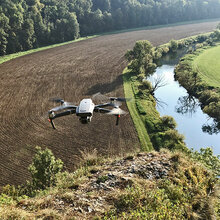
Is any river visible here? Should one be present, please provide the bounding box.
[149,64,220,155]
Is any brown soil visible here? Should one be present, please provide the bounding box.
[0,21,219,186]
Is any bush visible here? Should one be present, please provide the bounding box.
[141,80,152,90]
[161,115,177,129]
[199,90,220,106]
[189,147,220,176]
[135,100,147,115]
[169,39,178,52]
[28,146,63,190]
[196,34,208,43]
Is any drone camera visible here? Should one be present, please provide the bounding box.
[79,116,91,124]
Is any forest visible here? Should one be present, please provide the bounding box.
[1,0,220,55]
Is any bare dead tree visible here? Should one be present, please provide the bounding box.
[148,74,168,96]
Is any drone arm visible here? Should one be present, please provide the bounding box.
[48,109,76,129]
[95,103,114,108]
[49,109,76,120]
[94,107,112,114]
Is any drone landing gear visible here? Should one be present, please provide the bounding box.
[116,115,120,126]
[48,119,56,129]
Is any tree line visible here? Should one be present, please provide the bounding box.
[1,0,220,56]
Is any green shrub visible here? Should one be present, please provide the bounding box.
[28,146,63,190]
[169,39,178,52]
[189,147,220,176]
[161,115,177,129]
[199,90,220,106]
[135,100,147,115]
[141,80,152,90]
[196,34,208,43]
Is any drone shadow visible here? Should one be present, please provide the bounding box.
[86,74,123,96]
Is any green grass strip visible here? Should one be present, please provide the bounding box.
[192,44,220,88]
[123,68,153,151]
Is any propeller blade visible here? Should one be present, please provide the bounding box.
[49,98,75,106]
[109,97,132,102]
[107,108,127,115]
[49,104,77,112]
[93,93,131,103]
[49,98,65,104]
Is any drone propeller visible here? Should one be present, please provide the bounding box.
[107,108,127,126]
[49,97,65,104]
[109,97,131,102]
[107,108,127,116]
[49,97,76,106]
[92,93,131,107]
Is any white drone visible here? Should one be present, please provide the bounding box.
[48,95,128,129]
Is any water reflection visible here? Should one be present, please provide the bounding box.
[150,65,220,154]
[202,120,220,135]
[175,95,220,135]
[175,95,199,116]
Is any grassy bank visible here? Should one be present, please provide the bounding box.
[175,39,220,134]
[192,44,220,88]
[123,68,153,151]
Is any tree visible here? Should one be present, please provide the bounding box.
[28,146,63,190]
[20,18,36,50]
[0,12,9,55]
[92,0,111,12]
[169,39,178,53]
[125,40,156,76]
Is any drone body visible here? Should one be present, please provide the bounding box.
[48,96,127,129]
[76,99,95,124]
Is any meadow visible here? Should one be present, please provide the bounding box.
[193,45,220,88]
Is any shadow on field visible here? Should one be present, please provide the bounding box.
[86,75,123,95]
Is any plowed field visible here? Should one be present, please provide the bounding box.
[0,21,219,186]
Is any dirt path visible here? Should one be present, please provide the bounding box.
[0,21,219,185]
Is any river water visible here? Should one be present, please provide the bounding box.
[149,65,220,155]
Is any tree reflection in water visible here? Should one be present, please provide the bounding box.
[202,120,220,135]
[175,94,220,134]
[175,95,199,116]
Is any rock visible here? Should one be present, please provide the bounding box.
[90,169,99,174]
[125,155,134,161]
[88,206,93,213]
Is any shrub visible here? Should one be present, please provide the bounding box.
[169,39,178,52]
[137,73,145,81]
[136,100,147,115]
[28,146,63,190]
[189,147,220,176]
[161,115,177,129]
[196,34,208,43]
[141,80,152,90]
[199,90,220,106]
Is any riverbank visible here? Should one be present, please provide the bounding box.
[192,44,220,88]
[123,25,220,150]
[175,42,220,135]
